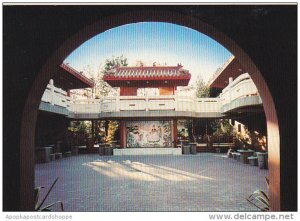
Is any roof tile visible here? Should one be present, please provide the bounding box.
[104,65,191,80]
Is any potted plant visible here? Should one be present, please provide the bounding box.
[252,132,268,169]
[247,177,269,211]
[189,143,197,155]
[98,142,106,156]
[104,138,114,156]
[35,178,64,211]
[104,143,113,155]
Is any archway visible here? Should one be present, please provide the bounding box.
[19,9,280,211]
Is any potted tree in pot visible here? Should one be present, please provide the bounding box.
[182,136,190,155]
[104,120,119,156]
[256,149,268,169]
[187,120,197,155]
[251,131,268,169]
[179,124,190,154]
[248,131,268,169]
[85,135,95,152]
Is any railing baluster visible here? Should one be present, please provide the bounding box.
[40,76,260,116]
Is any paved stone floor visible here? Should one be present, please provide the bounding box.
[35,153,268,212]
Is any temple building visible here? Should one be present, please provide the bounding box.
[103,64,191,149]
[36,58,266,157]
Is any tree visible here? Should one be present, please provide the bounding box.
[104,55,128,71]
[94,55,128,98]
[106,121,120,143]
[195,76,210,98]
[102,55,128,143]
[68,55,128,144]
[93,64,112,98]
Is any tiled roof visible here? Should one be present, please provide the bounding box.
[104,65,191,80]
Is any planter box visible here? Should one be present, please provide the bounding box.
[99,144,106,156]
[55,141,62,153]
[248,156,258,166]
[190,143,197,155]
[256,152,268,169]
[35,146,53,163]
[237,150,254,164]
[86,138,94,150]
[63,151,72,158]
[55,153,62,159]
[232,152,240,160]
[179,140,190,148]
[71,146,79,155]
[182,145,190,155]
[105,147,113,156]
[50,154,55,161]
[110,141,117,148]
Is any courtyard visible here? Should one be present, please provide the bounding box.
[35,153,268,212]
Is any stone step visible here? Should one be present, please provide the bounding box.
[113,148,182,156]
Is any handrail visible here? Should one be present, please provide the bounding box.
[40,75,260,115]
[230,73,251,88]
[220,73,259,104]
[221,73,250,94]
[196,98,219,102]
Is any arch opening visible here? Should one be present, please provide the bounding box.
[19,9,280,211]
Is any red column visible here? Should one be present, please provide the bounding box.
[173,119,177,148]
[91,120,95,142]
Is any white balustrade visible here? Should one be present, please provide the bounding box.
[119,96,146,111]
[66,96,73,112]
[72,99,101,113]
[220,73,260,106]
[220,87,231,106]
[41,88,52,103]
[101,98,116,112]
[148,95,175,110]
[176,96,195,111]
[53,88,67,108]
[40,73,260,115]
[230,79,258,101]
[41,84,67,108]
[148,99,175,110]
[72,103,101,113]
[196,98,220,113]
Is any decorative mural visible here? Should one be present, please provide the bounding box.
[126,121,172,148]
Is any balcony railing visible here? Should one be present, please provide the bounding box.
[219,73,260,106]
[40,73,261,116]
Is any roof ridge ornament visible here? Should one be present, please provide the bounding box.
[103,64,191,88]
